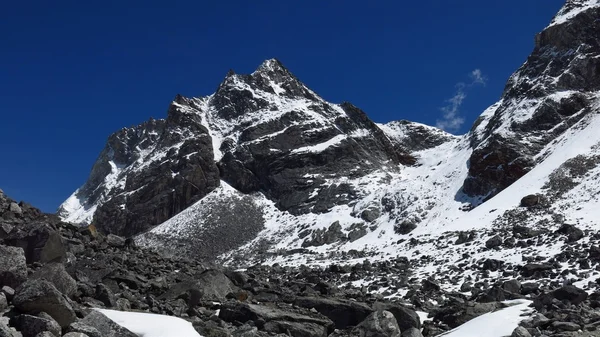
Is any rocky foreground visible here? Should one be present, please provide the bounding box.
[1,190,600,336]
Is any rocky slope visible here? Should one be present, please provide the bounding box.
[59,0,600,303]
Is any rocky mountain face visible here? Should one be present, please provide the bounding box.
[463,0,600,199]
[58,0,600,317]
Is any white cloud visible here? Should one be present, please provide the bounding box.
[436,69,487,133]
[470,69,487,86]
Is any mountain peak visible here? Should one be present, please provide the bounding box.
[254,58,287,75]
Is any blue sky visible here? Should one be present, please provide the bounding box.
[1,0,565,212]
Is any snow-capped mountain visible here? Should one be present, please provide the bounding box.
[60,0,600,292]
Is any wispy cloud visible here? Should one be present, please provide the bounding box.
[436,69,487,133]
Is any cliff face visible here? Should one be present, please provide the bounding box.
[463,0,600,199]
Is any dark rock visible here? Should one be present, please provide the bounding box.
[485,236,502,249]
[0,245,27,289]
[401,328,424,337]
[263,320,328,337]
[4,223,66,263]
[521,263,553,277]
[80,310,138,337]
[551,321,581,332]
[511,326,532,337]
[219,302,334,332]
[31,263,77,298]
[434,301,501,328]
[13,279,76,328]
[503,279,521,294]
[294,296,372,329]
[551,285,588,305]
[361,208,381,223]
[105,234,126,247]
[302,222,346,247]
[95,283,116,307]
[394,220,417,235]
[66,322,102,337]
[377,303,421,331]
[520,194,540,207]
[1,286,14,300]
[351,310,401,337]
[16,313,61,337]
[63,333,90,337]
[0,293,6,312]
[159,269,237,302]
[556,224,584,242]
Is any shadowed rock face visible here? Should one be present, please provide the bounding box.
[464,3,600,199]
[58,97,220,237]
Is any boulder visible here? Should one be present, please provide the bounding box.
[376,303,421,331]
[66,322,102,337]
[219,302,334,333]
[13,279,76,328]
[16,313,61,337]
[31,263,77,298]
[4,223,66,263]
[294,297,372,329]
[485,235,502,249]
[105,234,126,248]
[79,310,138,337]
[63,334,90,337]
[401,328,424,337]
[520,194,540,207]
[0,245,27,289]
[351,310,401,337]
[511,326,532,337]
[159,269,237,302]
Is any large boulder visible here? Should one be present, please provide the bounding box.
[31,263,77,298]
[79,311,137,337]
[376,303,421,331]
[159,269,237,303]
[16,313,61,337]
[4,223,66,263]
[351,310,401,337]
[0,245,27,289]
[13,279,76,328]
[219,302,334,334]
[294,297,373,329]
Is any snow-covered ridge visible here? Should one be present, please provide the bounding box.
[548,0,600,27]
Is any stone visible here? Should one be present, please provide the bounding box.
[31,263,77,298]
[520,194,540,207]
[159,269,237,302]
[8,203,22,215]
[1,286,14,300]
[16,313,61,337]
[551,321,581,332]
[521,263,553,277]
[80,310,137,337]
[351,310,401,337]
[294,297,372,329]
[0,293,6,312]
[95,283,116,307]
[105,234,126,247]
[63,334,90,337]
[511,326,532,337]
[377,303,421,331]
[0,322,12,337]
[0,245,27,289]
[485,235,502,249]
[66,322,102,337]
[4,223,66,263]
[13,279,76,328]
[503,279,522,294]
[401,328,424,337]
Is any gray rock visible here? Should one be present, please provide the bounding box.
[4,223,66,263]
[0,293,6,312]
[503,279,522,294]
[63,334,90,337]
[377,303,421,331]
[485,235,502,249]
[66,322,101,337]
[0,322,13,337]
[294,297,373,329]
[360,207,381,223]
[31,263,77,298]
[551,321,581,332]
[79,311,137,337]
[16,313,61,337]
[95,283,116,307]
[13,279,76,328]
[263,320,328,337]
[8,203,22,215]
[105,234,125,248]
[401,328,423,337]
[1,286,14,300]
[0,245,27,289]
[512,326,532,337]
[160,269,237,303]
[34,333,54,337]
[352,310,401,337]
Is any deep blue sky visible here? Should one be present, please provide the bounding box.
[1,0,565,212]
